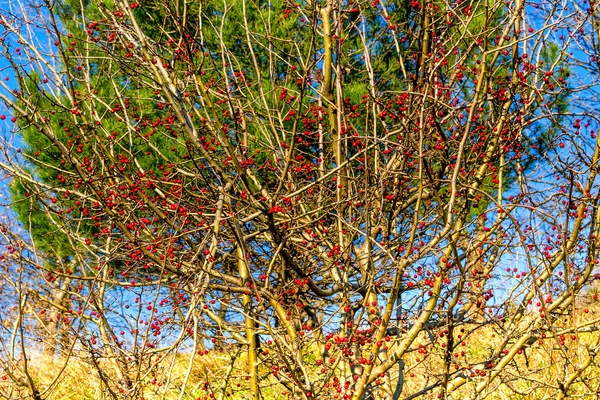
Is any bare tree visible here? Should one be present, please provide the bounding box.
[1,0,600,399]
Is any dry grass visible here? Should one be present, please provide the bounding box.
[1,307,600,399]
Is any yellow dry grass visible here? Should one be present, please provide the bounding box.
[1,305,599,399]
